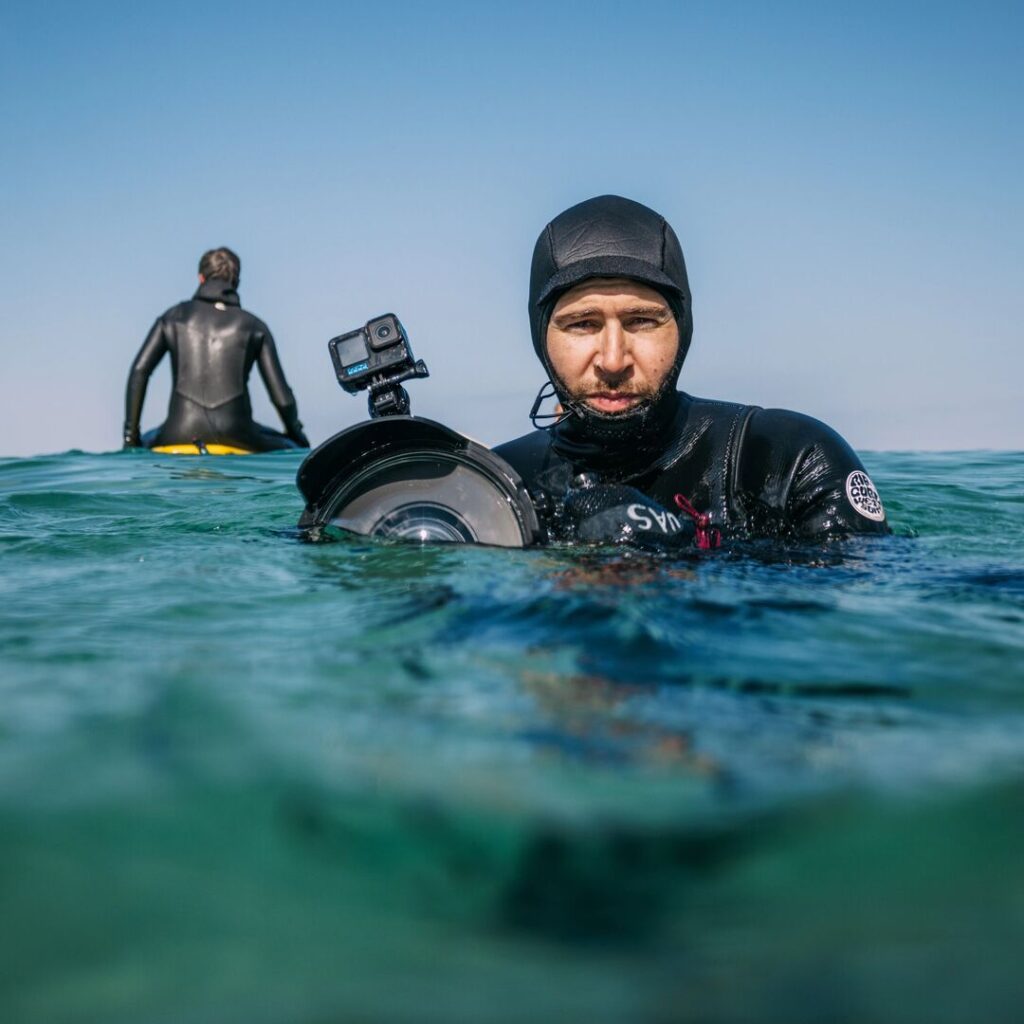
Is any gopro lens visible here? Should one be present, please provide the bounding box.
[367,316,400,351]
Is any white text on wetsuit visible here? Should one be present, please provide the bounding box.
[627,504,684,533]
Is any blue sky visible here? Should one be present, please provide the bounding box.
[1,0,1021,455]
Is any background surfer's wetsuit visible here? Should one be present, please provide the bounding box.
[123,278,308,451]
[496,194,889,547]
[495,391,890,543]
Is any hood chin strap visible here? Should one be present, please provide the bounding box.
[529,380,571,431]
[530,379,622,433]
[529,378,643,434]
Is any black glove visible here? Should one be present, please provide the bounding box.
[560,481,696,552]
[123,424,141,449]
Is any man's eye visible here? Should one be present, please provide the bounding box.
[566,319,599,331]
[626,317,657,329]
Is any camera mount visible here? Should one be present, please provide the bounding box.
[366,359,430,418]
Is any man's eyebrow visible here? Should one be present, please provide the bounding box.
[553,304,669,323]
[551,307,600,323]
[619,305,670,317]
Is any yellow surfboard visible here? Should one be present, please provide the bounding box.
[151,443,254,455]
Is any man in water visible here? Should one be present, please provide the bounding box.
[494,196,889,545]
[123,247,309,452]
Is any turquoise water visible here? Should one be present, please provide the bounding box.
[1,449,1023,1023]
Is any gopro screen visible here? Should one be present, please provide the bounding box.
[335,332,368,367]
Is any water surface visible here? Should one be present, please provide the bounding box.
[1,449,1022,1022]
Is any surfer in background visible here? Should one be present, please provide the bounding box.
[494,195,890,546]
[123,247,309,452]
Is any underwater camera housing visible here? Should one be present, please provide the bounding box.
[298,314,539,547]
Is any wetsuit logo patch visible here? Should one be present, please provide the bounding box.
[845,471,885,522]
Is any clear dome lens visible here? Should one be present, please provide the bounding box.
[372,503,476,543]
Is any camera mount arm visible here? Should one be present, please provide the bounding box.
[367,359,430,418]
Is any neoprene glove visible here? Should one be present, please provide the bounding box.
[123,424,141,449]
[560,481,696,551]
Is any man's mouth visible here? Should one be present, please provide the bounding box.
[584,391,643,414]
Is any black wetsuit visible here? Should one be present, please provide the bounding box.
[496,194,889,547]
[495,391,889,543]
[123,278,308,451]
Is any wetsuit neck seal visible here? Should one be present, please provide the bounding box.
[194,278,241,307]
[549,383,682,477]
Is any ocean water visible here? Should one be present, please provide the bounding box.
[1,448,1022,1023]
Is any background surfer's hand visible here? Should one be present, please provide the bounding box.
[283,413,309,448]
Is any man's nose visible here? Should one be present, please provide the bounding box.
[596,321,631,374]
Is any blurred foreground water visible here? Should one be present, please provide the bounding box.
[1,449,1022,1023]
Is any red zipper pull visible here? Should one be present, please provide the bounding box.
[674,494,722,550]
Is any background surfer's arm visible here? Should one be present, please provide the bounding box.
[256,331,306,444]
[123,318,168,446]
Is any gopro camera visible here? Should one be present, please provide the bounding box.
[328,313,429,417]
[329,314,411,391]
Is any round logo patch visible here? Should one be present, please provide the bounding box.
[845,470,885,522]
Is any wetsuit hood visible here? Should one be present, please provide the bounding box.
[194,277,240,307]
[528,195,693,472]
[529,195,692,374]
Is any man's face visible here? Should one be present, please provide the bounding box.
[546,279,679,415]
